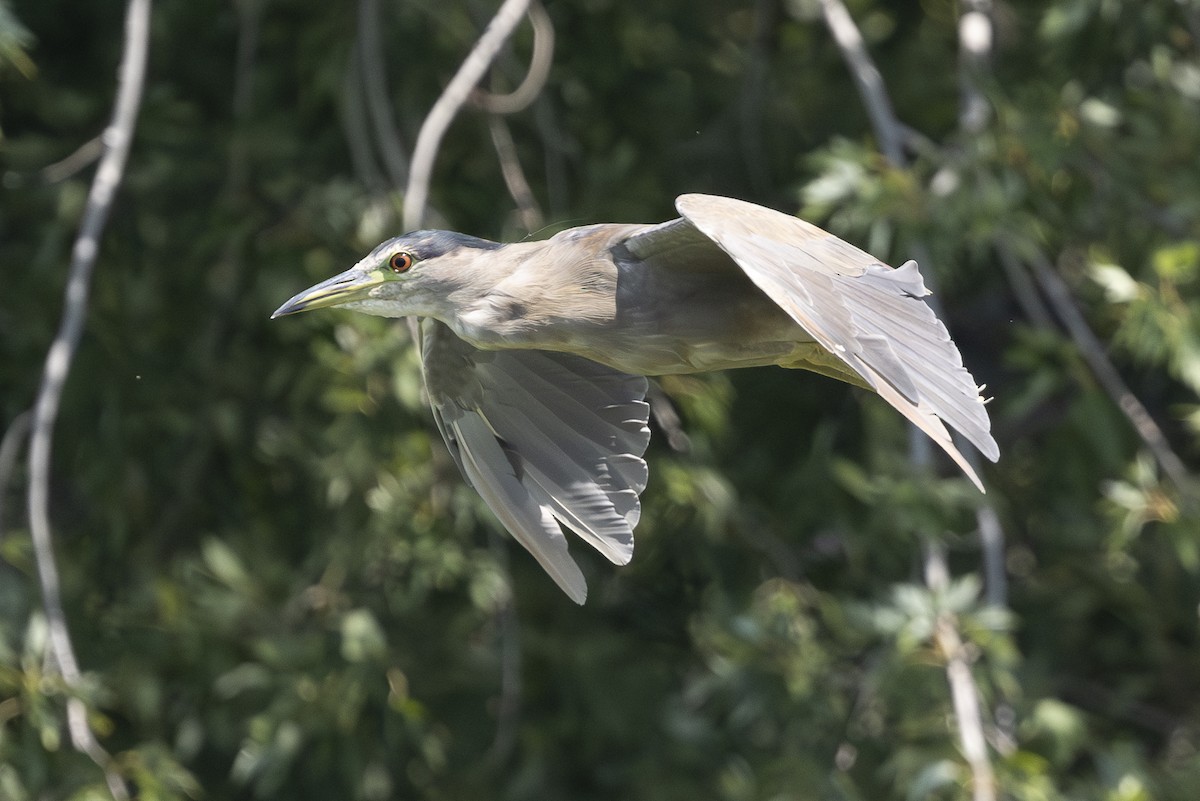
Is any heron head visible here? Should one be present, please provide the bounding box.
[271,231,503,320]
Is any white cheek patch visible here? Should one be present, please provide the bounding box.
[342,298,410,318]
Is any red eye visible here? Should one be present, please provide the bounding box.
[389,252,414,273]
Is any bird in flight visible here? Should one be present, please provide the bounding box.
[274,194,998,603]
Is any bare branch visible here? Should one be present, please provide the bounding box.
[358,0,410,187]
[958,1,993,135]
[995,239,1054,330]
[953,0,1012,614]
[817,5,1002,798]
[738,0,778,193]
[646,381,691,453]
[220,0,262,202]
[924,542,998,801]
[341,47,388,192]
[488,115,543,232]
[533,98,574,219]
[41,137,104,184]
[817,0,905,166]
[0,410,31,541]
[470,0,554,115]
[976,504,1007,609]
[485,532,522,765]
[26,0,151,796]
[1024,247,1193,493]
[404,0,533,230]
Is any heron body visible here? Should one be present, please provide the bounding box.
[275,194,998,602]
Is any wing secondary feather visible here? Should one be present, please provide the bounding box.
[420,320,650,603]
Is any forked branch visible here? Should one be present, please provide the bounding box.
[403,0,533,230]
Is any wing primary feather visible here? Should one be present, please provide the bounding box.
[420,322,651,600]
[452,413,589,603]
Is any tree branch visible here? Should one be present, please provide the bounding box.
[469,0,554,115]
[403,0,533,230]
[358,0,410,188]
[532,97,574,219]
[488,114,544,232]
[817,4,1001,798]
[924,542,998,801]
[472,0,553,231]
[1024,246,1193,493]
[738,0,778,193]
[0,410,31,543]
[340,45,388,192]
[25,1,151,796]
[220,0,262,201]
[646,381,691,453]
[485,532,522,765]
[952,1,1010,614]
[40,137,104,185]
[995,237,1054,330]
[817,0,905,165]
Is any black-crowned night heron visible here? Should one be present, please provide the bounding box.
[274,194,998,602]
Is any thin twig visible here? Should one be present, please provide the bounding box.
[221,0,262,202]
[26,1,151,797]
[952,1,1010,613]
[402,0,535,449]
[488,115,543,232]
[340,46,387,192]
[1024,247,1193,493]
[41,137,104,185]
[924,542,998,801]
[953,1,1026,764]
[0,411,32,541]
[817,0,905,165]
[533,97,573,220]
[475,0,552,231]
[485,532,522,765]
[738,0,777,193]
[403,0,532,230]
[995,238,1054,329]
[646,381,691,453]
[469,0,554,115]
[358,0,410,187]
[976,504,1007,609]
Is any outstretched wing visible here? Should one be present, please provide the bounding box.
[627,193,997,489]
[418,319,651,603]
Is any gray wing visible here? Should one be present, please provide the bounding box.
[418,319,650,603]
[626,193,997,490]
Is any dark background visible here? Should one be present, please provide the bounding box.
[2,0,1199,798]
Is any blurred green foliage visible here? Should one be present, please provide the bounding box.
[2,0,1200,798]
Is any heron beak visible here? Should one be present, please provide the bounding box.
[271,268,384,318]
